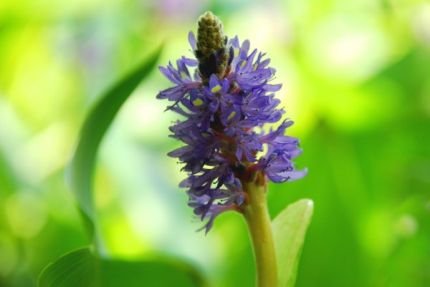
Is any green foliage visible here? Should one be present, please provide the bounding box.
[272,199,314,287]
[38,248,206,287]
[38,248,97,287]
[37,47,207,287]
[68,47,163,239]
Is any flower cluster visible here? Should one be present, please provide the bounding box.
[157,12,306,232]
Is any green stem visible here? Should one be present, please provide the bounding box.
[243,181,278,287]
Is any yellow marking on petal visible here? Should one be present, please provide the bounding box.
[180,71,188,79]
[240,60,247,68]
[253,63,258,70]
[211,85,222,93]
[234,48,239,57]
[193,98,203,106]
[227,111,236,121]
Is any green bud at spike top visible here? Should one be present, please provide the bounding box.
[195,11,229,83]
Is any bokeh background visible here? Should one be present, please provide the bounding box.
[1,0,430,286]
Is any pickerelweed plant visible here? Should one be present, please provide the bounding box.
[158,12,309,287]
[37,10,313,287]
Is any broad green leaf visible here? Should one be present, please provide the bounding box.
[272,199,314,287]
[38,248,207,287]
[68,47,163,238]
[38,248,98,287]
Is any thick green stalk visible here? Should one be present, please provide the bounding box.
[243,180,278,287]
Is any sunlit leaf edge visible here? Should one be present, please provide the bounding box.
[272,199,314,287]
[67,46,163,239]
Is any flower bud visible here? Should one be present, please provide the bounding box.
[196,11,229,83]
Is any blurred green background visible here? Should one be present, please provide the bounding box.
[1,0,429,286]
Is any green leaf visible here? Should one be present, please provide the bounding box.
[38,248,207,287]
[68,46,163,238]
[272,199,314,287]
[38,248,98,287]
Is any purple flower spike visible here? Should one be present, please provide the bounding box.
[157,12,306,232]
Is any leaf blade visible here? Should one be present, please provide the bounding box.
[38,248,98,287]
[38,248,207,287]
[272,199,314,287]
[68,47,163,237]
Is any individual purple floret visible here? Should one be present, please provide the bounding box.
[157,12,306,232]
